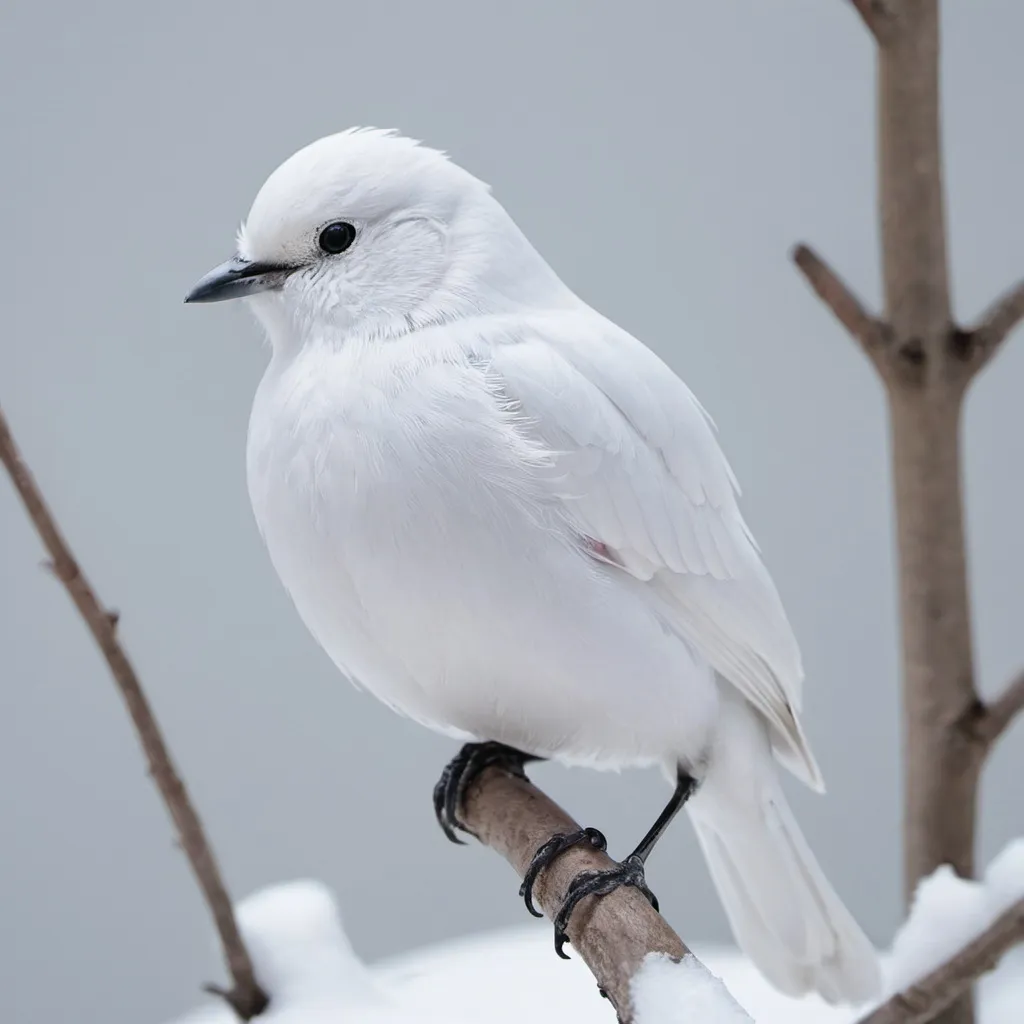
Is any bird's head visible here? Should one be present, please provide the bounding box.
[186,128,564,344]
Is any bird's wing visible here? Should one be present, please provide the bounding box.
[483,311,823,790]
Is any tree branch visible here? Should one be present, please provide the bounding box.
[0,405,268,1021]
[963,278,1024,374]
[855,897,1024,1024]
[791,243,892,369]
[848,0,898,45]
[969,670,1024,750]
[461,765,697,1024]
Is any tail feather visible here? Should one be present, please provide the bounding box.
[686,689,881,1005]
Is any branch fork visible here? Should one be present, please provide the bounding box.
[849,1,899,44]
[961,671,1024,750]
[792,243,1024,387]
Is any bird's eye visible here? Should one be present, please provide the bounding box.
[318,222,357,255]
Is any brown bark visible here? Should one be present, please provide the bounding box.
[0,405,268,1021]
[790,245,891,369]
[889,390,981,893]
[794,4,1024,1024]
[875,1,981,933]
[461,765,693,1024]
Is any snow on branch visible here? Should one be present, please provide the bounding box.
[460,765,725,1023]
[631,953,753,1023]
[0,405,269,1021]
[855,841,1024,1024]
[857,899,1023,1024]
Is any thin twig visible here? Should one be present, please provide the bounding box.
[461,765,695,1024]
[791,244,892,369]
[964,278,1024,373]
[848,0,897,44]
[971,670,1024,750]
[855,898,1024,1024]
[0,404,268,1021]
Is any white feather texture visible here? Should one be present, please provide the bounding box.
[216,128,880,1004]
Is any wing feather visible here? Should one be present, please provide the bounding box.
[484,313,823,791]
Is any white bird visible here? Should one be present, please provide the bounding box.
[186,128,880,1004]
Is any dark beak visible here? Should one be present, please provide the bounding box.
[184,255,294,304]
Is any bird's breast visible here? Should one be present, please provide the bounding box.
[244,342,565,638]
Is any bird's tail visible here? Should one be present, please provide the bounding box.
[685,689,881,1005]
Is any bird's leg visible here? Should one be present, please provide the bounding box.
[433,740,542,844]
[532,769,698,958]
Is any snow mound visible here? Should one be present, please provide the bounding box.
[167,841,1024,1024]
[170,879,456,1024]
[377,926,854,1023]
[236,880,378,1004]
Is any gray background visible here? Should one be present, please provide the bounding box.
[1,2,1022,1022]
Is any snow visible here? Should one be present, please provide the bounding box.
[167,843,1024,1024]
[887,838,1024,993]
[378,923,845,1024]
[631,953,753,1022]
[169,880,460,1024]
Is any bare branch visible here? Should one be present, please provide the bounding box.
[855,898,1024,1024]
[963,278,1024,373]
[791,244,892,367]
[970,670,1024,750]
[461,765,698,1023]
[0,405,268,1021]
[848,0,898,44]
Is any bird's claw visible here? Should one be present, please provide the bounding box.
[552,853,659,959]
[519,827,607,917]
[433,741,534,844]
[432,758,468,845]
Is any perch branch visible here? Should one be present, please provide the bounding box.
[855,897,1024,1024]
[964,278,1024,373]
[0,404,268,1021]
[461,765,698,1024]
[792,243,892,368]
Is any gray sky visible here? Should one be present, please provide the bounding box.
[1,2,1022,1022]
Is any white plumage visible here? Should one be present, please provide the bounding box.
[190,128,880,1004]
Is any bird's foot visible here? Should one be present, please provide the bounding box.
[552,854,659,959]
[432,741,536,844]
[519,827,608,917]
